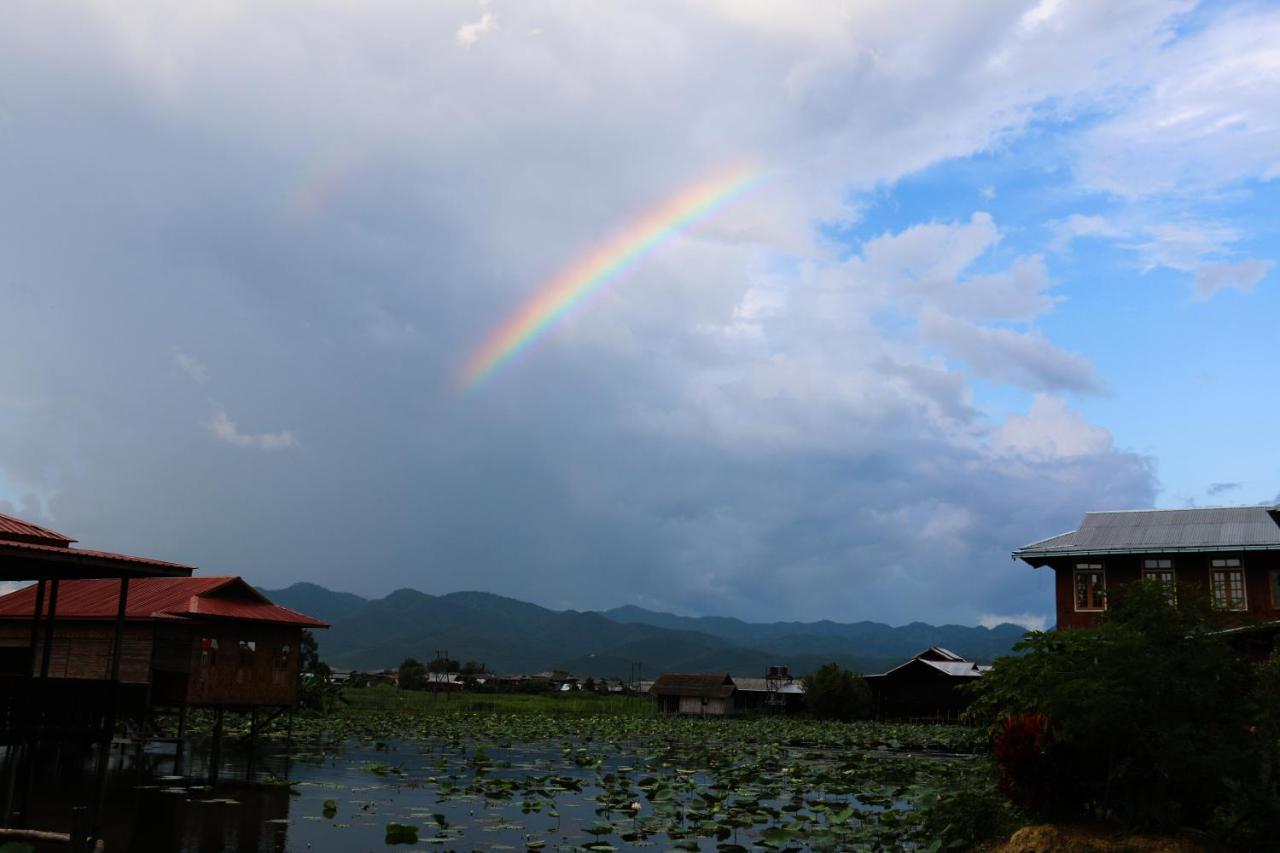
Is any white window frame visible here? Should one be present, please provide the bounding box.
[1210,558,1247,611]
[1073,563,1107,612]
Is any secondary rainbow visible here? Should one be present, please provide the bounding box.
[458,162,762,389]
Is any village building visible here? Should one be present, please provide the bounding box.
[650,673,736,716]
[650,669,807,716]
[0,576,327,713]
[1015,506,1280,633]
[864,647,989,720]
[732,666,806,713]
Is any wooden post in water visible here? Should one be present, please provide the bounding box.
[69,804,86,853]
[208,705,224,785]
[174,703,187,776]
[246,707,258,781]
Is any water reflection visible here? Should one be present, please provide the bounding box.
[8,739,294,853]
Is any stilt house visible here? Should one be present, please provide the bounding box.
[0,576,327,709]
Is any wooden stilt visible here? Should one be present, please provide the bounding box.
[175,703,187,776]
[89,577,129,845]
[208,705,224,785]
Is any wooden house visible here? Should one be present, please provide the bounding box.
[864,647,989,720]
[0,576,327,709]
[1015,506,1280,633]
[650,673,736,716]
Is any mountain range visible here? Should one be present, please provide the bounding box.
[262,582,1030,679]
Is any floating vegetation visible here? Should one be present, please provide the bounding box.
[242,697,1002,851]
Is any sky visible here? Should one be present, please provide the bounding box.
[1,1,1278,630]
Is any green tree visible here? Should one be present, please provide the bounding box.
[398,657,428,690]
[298,629,330,678]
[802,662,872,721]
[295,628,335,710]
[968,580,1260,829]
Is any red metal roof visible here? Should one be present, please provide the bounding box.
[0,576,327,628]
[0,538,194,571]
[0,512,75,546]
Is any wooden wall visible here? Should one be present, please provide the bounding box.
[0,622,152,683]
[0,619,304,707]
[182,622,300,707]
[1049,551,1280,630]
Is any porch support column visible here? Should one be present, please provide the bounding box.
[90,576,129,846]
[38,580,59,680]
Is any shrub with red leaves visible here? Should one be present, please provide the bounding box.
[993,712,1058,814]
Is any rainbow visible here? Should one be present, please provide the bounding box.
[458,162,762,389]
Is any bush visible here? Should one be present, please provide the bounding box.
[914,762,1022,850]
[802,662,872,721]
[968,580,1264,830]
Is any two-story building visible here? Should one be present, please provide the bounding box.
[1015,505,1280,630]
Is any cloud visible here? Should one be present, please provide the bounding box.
[920,309,1103,394]
[1053,213,1272,301]
[207,407,297,452]
[1206,481,1241,496]
[1193,259,1273,300]
[991,395,1112,460]
[456,12,496,48]
[1076,7,1280,198]
[173,350,208,384]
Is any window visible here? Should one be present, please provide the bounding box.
[1210,558,1247,611]
[238,639,257,668]
[1270,570,1280,609]
[1074,564,1106,611]
[200,637,218,667]
[1142,558,1177,604]
[274,643,291,671]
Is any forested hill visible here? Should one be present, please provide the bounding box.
[262,583,1030,679]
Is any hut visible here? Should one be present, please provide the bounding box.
[864,647,989,720]
[650,673,735,716]
[0,576,327,712]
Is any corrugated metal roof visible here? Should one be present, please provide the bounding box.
[731,677,805,694]
[867,648,985,679]
[0,538,194,571]
[0,577,327,627]
[0,512,74,546]
[1015,506,1280,559]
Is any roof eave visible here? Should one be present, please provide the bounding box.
[1013,542,1280,562]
